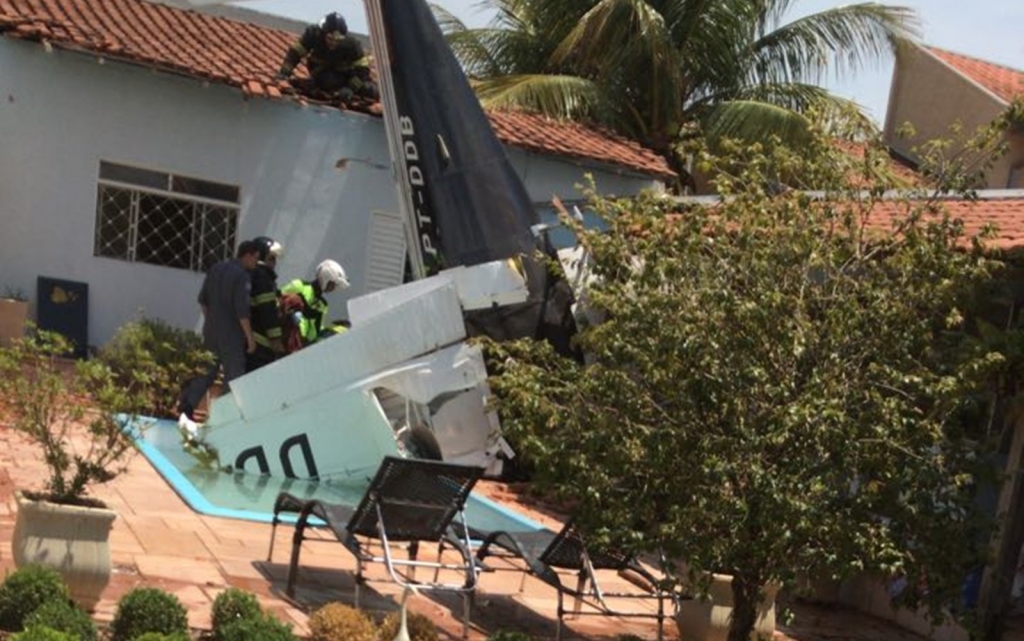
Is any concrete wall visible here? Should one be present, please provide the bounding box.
[0,39,660,347]
[884,46,1023,189]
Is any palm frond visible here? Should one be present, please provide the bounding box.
[472,74,605,121]
[701,99,814,146]
[750,3,920,86]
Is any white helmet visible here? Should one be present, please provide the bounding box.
[316,259,350,291]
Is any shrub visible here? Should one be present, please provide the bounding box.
[378,610,439,641]
[109,587,189,641]
[216,613,297,641]
[307,602,376,641]
[0,565,70,632]
[24,600,98,641]
[0,330,146,505]
[97,316,215,418]
[211,588,262,638]
[134,633,191,641]
[486,632,534,641]
[10,626,75,641]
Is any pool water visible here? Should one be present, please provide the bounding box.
[135,418,543,534]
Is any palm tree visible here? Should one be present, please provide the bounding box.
[435,0,919,184]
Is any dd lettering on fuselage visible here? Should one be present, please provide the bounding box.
[233,434,319,479]
[399,115,440,266]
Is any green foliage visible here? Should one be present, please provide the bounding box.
[486,631,535,641]
[10,626,75,641]
[0,565,71,632]
[216,612,296,641]
[307,602,376,641]
[486,126,1010,641]
[0,328,147,505]
[110,588,189,641]
[24,600,98,641]
[97,316,215,419]
[133,633,191,641]
[378,610,439,641]
[211,588,263,639]
[440,0,919,181]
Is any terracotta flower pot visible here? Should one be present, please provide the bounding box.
[0,298,28,347]
[11,492,117,611]
[675,572,778,641]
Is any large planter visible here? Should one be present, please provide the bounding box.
[12,492,117,611]
[0,298,28,347]
[675,573,778,641]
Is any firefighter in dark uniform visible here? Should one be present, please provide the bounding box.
[246,236,284,372]
[276,12,378,102]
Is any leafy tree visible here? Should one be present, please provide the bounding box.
[484,125,1008,641]
[437,0,918,185]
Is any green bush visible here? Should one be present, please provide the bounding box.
[109,587,189,641]
[0,565,70,632]
[211,588,262,639]
[10,625,75,641]
[486,632,534,641]
[216,613,296,641]
[97,316,214,418]
[24,600,98,641]
[307,602,375,641]
[133,633,191,641]
[378,610,439,641]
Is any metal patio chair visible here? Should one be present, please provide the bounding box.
[267,455,484,637]
[471,519,682,640]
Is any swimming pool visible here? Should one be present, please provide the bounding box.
[134,418,544,534]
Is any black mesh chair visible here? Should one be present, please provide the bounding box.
[268,456,484,636]
[472,520,681,640]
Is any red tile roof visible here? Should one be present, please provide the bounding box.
[865,196,1024,251]
[0,0,673,179]
[927,46,1024,103]
[488,110,677,179]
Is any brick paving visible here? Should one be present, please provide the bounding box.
[0,425,961,640]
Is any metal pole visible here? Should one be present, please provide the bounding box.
[364,0,427,280]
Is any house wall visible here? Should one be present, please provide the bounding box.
[884,46,1021,188]
[0,40,659,348]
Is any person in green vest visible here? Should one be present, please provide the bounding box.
[281,259,350,346]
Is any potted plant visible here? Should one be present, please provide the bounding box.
[0,287,29,347]
[0,328,147,611]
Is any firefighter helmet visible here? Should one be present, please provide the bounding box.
[252,236,283,263]
[316,259,350,291]
[321,12,347,36]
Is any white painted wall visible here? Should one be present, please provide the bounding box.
[0,39,661,348]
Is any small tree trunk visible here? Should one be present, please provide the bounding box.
[727,574,760,641]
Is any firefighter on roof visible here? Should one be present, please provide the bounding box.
[277,12,378,102]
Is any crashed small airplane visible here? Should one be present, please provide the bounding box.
[189,0,577,481]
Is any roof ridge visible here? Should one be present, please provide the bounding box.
[924,45,1024,76]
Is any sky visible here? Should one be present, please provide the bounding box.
[244,0,1024,127]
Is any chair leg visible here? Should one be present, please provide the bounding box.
[573,571,586,616]
[267,520,277,562]
[462,592,471,639]
[285,521,306,598]
[657,592,665,641]
[354,556,364,609]
[555,590,564,641]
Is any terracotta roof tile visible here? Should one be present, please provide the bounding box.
[671,195,1024,251]
[927,46,1024,103]
[487,110,676,179]
[864,196,1024,251]
[0,0,673,179]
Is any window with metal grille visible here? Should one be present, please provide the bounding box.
[93,161,241,272]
